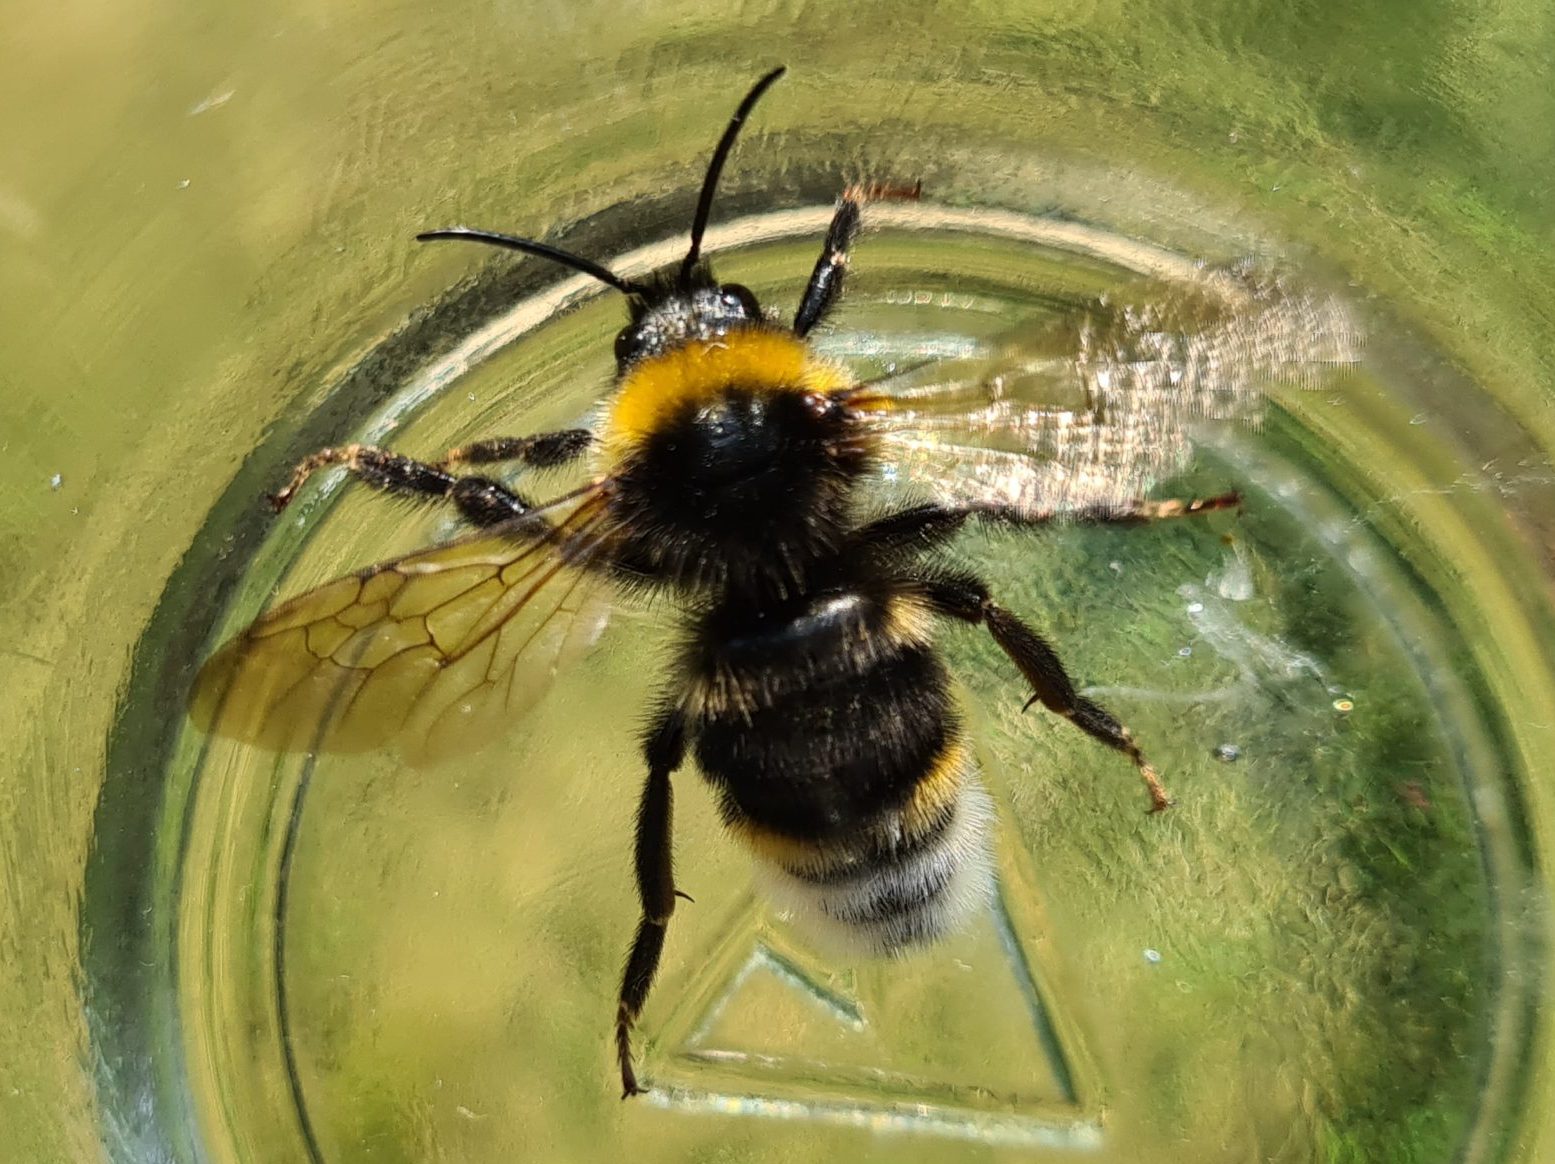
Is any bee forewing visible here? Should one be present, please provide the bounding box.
[189,491,616,766]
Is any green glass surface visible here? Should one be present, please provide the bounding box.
[4,3,1553,1162]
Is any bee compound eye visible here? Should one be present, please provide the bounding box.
[802,391,833,419]
[723,283,761,319]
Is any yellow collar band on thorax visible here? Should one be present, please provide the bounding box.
[601,329,851,466]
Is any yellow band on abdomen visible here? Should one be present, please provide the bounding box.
[727,729,971,878]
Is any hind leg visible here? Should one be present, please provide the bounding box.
[917,571,1173,813]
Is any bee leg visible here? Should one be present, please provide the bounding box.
[918,572,1173,813]
[1063,493,1243,526]
[851,504,972,556]
[270,444,534,528]
[446,477,538,527]
[974,493,1243,527]
[436,428,592,469]
[852,494,1239,559]
[793,181,921,337]
[617,707,688,1099]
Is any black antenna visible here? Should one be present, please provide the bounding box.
[415,227,642,296]
[679,66,786,285]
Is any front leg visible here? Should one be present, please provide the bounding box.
[918,571,1173,813]
[793,181,921,337]
[616,705,688,1098]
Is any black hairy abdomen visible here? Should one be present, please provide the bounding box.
[689,594,955,840]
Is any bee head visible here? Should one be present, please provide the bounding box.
[613,269,764,369]
[613,66,785,367]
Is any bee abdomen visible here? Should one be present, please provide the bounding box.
[744,737,996,956]
[689,588,995,952]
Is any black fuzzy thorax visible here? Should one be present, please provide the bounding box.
[607,386,871,599]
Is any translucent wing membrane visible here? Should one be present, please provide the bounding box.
[853,267,1360,517]
[191,485,616,765]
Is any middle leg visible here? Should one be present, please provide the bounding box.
[269,426,590,523]
[851,493,1242,555]
[437,428,592,469]
[269,444,534,527]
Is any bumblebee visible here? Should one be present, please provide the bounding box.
[191,67,1242,1098]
